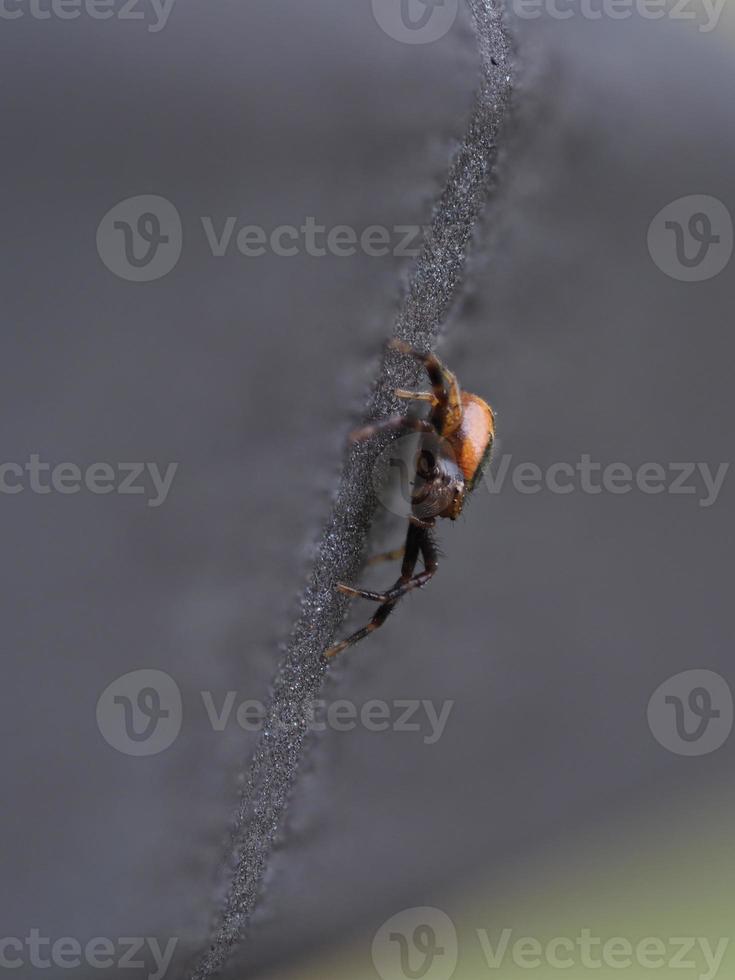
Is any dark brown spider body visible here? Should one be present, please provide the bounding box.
[325,339,494,660]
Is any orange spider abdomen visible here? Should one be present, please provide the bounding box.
[451,392,495,486]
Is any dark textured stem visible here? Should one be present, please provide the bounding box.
[188,3,512,976]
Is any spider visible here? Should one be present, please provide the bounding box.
[325,339,495,659]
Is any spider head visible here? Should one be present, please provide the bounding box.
[412,444,466,522]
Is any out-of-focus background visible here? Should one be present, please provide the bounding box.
[1,1,734,978]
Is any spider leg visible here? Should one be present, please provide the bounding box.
[394,389,438,405]
[367,546,405,566]
[324,524,422,659]
[323,601,396,660]
[387,339,462,435]
[336,529,438,604]
[350,416,434,444]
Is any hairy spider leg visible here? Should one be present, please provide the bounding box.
[350,416,434,444]
[324,524,434,659]
[336,528,437,605]
[394,389,437,404]
[387,339,463,436]
[367,546,405,565]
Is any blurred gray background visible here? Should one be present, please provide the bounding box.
[1,1,734,978]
